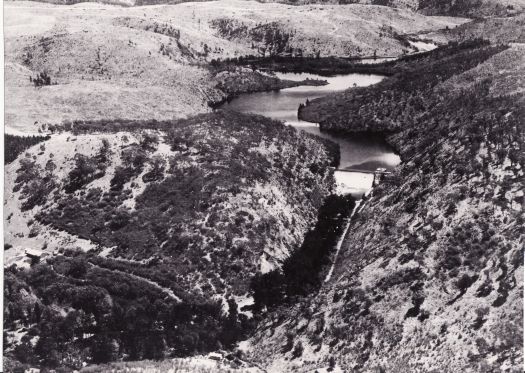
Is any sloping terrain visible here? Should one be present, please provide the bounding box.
[259,0,525,17]
[442,14,525,44]
[299,41,509,130]
[417,0,525,17]
[258,0,525,17]
[4,0,465,133]
[79,356,265,372]
[246,41,524,372]
[3,111,336,370]
[4,1,522,372]
[9,0,525,17]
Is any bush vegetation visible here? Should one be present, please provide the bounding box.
[247,38,524,371]
[5,111,339,370]
[5,134,50,164]
[4,252,250,371]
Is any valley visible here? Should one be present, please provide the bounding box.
[246,39,524,373]
[4,0,465,133]
[3,0,524,372]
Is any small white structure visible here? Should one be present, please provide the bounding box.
[24,248,43,262]
[208,352,223,361]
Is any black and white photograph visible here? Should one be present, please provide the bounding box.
[2,0,524,371]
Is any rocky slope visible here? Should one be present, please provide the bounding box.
[4,0,465,133]
[246,41,524,372]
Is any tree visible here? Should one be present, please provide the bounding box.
[251,271,285,312]
[34,303,42,324]
[91,335,119,363]
[66,258,88,278]
[292,341,303,358]
[64,154,97,193]
[221,298,241,347]
[328,356,336,371]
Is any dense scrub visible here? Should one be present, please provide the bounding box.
[37,112,335,282]
[4,251,249,371]
[418,0,521,17]
[212,55,398,76]
[211,67,327,107]
[211,19,295,57]
[216,40,499,78]
[5,134,50,164]
[4,111,338,371]
[248,41,524,372]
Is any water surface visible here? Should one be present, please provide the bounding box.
[222,72,401,196]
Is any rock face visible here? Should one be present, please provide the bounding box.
[247,41,524,372]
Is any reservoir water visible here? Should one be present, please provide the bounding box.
[221,72,401,197]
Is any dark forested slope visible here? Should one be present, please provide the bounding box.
[299,40,508,134]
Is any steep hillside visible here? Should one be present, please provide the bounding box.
[299,41,508,130]
[259,0,525,17]
[3,111,336,370]
[246,42,524,372]
[440,14,525,44]
[417,0,525,17]
[4,1,465,133]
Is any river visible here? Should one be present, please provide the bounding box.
[221,72,401,197]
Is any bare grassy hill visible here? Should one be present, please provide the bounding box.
[4,0,465,133]
[7,0,525,17]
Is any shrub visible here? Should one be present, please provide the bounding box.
[5,134,50,164]
[292,341,304,358]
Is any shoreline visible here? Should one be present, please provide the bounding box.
[212,48,439,77]
[208,76,328,109]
